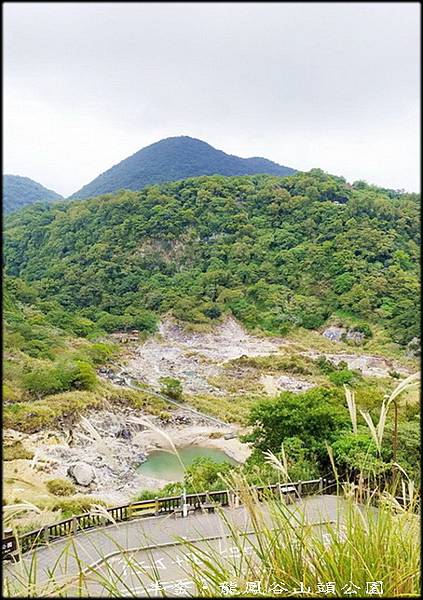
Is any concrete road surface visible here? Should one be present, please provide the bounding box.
[4,495,347,597]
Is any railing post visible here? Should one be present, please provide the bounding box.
[319,477,323,494]
[155,496,159,516]
[72,517,78,534]
[43,525,49,544]
[298,481,302,496]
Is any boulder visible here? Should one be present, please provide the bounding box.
[322,327,345,342]
[276,375,315,393]
[68,462,95,486]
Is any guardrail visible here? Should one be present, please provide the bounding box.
[2,478,328,560]
[4,477,416,561]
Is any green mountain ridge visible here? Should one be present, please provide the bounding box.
[70,136,296,199]
[3,174,63,214]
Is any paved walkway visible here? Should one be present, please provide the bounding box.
[4,495,346,596]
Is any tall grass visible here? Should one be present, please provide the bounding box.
[357,372,420,453]
[183,475,420,598]
[3,473,420,597]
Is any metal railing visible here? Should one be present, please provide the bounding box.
[2,478,327,560]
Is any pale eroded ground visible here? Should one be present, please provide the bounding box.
[122,316,412,397]
[4,407,250,504]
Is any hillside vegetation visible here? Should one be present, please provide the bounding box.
[70,136,296,199]
[3,277,168,432]
[4,170,420,346]
[3,174,63,214]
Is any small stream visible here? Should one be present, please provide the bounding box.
[137,447,238,481]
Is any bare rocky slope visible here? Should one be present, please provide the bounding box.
[119,317,412,396]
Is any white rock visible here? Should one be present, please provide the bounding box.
[68,462,96,486]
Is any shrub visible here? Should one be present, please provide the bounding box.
[22,360,97,400]
[159,377,183,400]
[96,310,157,333]
[315,356,337,374]
[331,431,385,477]
[351,322,373,338]
[46,478,77,497]
[209,431,224,439]
[49,496,107,518]
[3,391,101,432]
[22,368,65,397]
[70,316,97,337]
[83,342,117,364]
[246,387,350,471]
[65,361,97,390]
[4,440,34,461]
[328,369,356,386]
[203,304,222,319]
[134,482,183,502]
[185,457,233,492]
[3,383,19,402]
[159,410,172,422]
[133,489,159,502]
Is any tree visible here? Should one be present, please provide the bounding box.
[331,431,384,479]
[3,172,419,344]
[246,388,350,471]
[281,437,320,481]
[64,361,97,391]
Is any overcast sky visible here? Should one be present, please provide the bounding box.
[3,2,420,196]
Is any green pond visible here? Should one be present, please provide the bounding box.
[137,447,238,481]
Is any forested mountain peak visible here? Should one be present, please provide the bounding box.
[3,174,63,214]
[69,136,296,200]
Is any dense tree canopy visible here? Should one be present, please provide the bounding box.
[4,171,420,345]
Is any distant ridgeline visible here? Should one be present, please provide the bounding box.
[3,175,63,214]
[69,136,296,199]
[3,137,295,213]
[3,170,420,346]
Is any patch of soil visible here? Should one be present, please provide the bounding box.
[119,316,412,396]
